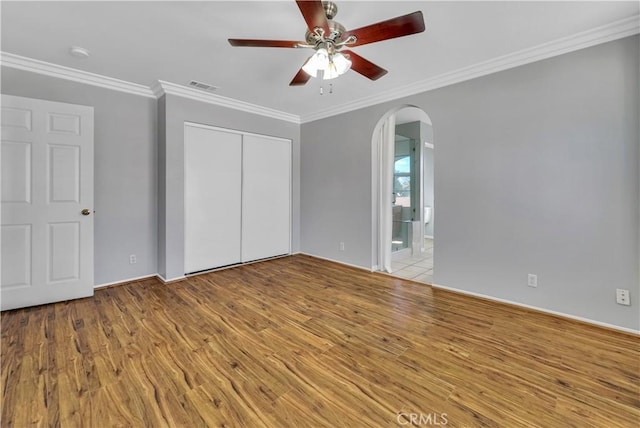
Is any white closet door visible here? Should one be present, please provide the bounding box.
[184,125,242,273]
[241,135,291,263]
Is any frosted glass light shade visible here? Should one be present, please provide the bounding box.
[303,49,351,80]
[302,48,329,77]
[323,52,351,80]
[333,52,351,74]
[324,62,339,80]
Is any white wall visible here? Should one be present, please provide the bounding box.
[423,144,434,237]
[422,121,435,237]
[300,36,640,330]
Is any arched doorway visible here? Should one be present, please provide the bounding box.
[371,106,434,283]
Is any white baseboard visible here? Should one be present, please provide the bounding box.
[431,283,640,335]
[299,252,375,272]
[156,273,187,284]
[94,274,157,289]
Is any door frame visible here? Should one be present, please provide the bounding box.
[371,105,432,271]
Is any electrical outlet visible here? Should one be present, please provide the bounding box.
[527,274,537,287]
[129,254,137,264]
[339,242,345,251]
[616,289,630,306]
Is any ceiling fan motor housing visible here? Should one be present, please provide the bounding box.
[304,1,346,48]
[305,20,346,47]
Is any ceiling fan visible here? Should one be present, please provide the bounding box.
[228,0,425,86]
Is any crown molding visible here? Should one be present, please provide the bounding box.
[154,80,300,124]
[2,13,637,124]
[300,14,640,123]
[1,51,155,98]
[150,81,165,99]
[0,51,300,123]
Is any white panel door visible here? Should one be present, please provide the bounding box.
[241,135,291,263]
[1,94,94,310]
[184,124,242,273]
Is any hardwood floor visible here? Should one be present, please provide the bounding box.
[2,254,639,427]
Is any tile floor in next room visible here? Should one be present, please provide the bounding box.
[390,238,434,284]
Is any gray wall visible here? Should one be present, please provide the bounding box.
[1,69,300,285]
[300,36,639,330]
[159,94,301,280]
[2,36,637,330]
[1,67,158,285]
[301,108,373,267]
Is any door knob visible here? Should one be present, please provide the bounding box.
[81,209,91,216]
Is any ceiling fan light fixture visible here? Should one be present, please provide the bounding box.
[302,47,329,77]
[333,52,351,74]
[323,60,339,80]
[228,1,425,86]
[322,52,351,80]
[301,60,317,77]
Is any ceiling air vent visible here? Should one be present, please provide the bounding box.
[188,80,218,92]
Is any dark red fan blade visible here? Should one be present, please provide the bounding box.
[290,58,312,86]
[296,0,330,35]
[342,50,388,80]
[342,11,425,47]
[228,39,303,48]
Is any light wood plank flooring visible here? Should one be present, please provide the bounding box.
[2,254,639,427]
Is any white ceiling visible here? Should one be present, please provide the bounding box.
[2,1,638,119]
